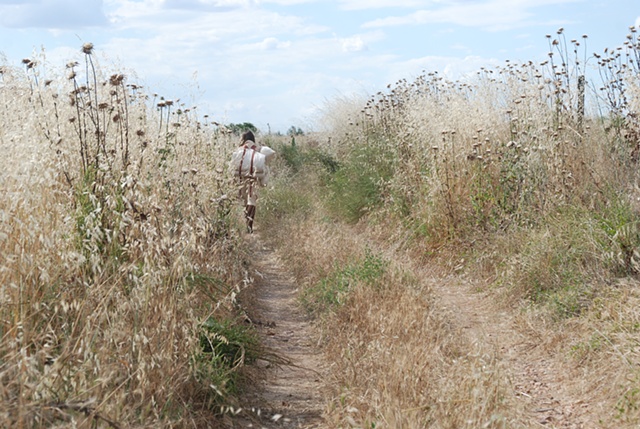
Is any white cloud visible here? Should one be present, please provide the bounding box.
[338,0,427,10]
[256,0,316,4]
[161,0,248,11]
[107,0,327,37]
[0,0,107,28]
[362,0,582,31]
[386,54,500,85]
[341,35,366,52]
[258,37,291,50]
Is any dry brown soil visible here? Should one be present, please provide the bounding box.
[227,234,604,429]
[227,235,327,429]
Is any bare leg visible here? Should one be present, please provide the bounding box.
[245,204,256,233]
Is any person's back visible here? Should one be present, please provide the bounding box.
[230,130,275,233]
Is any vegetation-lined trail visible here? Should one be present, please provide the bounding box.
[6,27,640,429]
[429,271,597,428]
[235,229,607,428]
[230,235,327,428]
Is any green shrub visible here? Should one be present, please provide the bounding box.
[595,195,640,275]
[195,317,259,401]
[325,141,395,223]
[261,177,313,226]
[504,209,602,317]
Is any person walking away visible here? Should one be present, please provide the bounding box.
[231,131,274,233]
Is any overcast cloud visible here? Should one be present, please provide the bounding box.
[0,0,637,131]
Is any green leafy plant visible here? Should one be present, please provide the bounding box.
[196,317,259,400]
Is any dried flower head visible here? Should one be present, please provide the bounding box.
[81,42,94,54]
[109,74,125,86]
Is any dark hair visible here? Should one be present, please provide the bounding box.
[241,130,255,143]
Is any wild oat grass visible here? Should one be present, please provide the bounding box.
[1,48,252,428]
[259,28,640,427]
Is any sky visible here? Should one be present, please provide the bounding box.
[0,0,638,133]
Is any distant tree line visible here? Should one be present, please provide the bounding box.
[225,122,305,137]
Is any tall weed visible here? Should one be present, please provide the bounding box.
[0,47,251,428]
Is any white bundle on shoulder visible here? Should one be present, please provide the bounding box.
[230,145,270,185]
[260,145,276,160]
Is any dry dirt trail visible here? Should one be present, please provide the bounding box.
[431,271,601,428]
[227,234,327,429]
[225,231,602,429]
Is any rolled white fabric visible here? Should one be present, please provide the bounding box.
[230,145,271,186]
[260,145,276,160]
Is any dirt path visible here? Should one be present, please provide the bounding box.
[433,272,598,428]
[226,230,601,428]
[229,235,327,429]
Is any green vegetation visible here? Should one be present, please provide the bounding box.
[301,248,388,313]
[195,317,259,402]
[225,121,258,135]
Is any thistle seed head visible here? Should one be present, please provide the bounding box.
[109,74,125,86]
[81,43,94,54]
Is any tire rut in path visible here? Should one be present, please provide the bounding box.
[433,273,598,428]
[229,235,327,429]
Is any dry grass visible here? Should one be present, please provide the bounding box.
[1,49,250,428]
[258,209,527,427]
[259,28,640,427]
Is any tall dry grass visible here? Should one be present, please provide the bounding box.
[259,28,640,426]
[1,46,252,428]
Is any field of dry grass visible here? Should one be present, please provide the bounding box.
[6,28,640,429]
[258,28,640,427]
[0,46,256,428]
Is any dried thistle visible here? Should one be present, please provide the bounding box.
[109,74,125,86]
[81,42,94,54]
